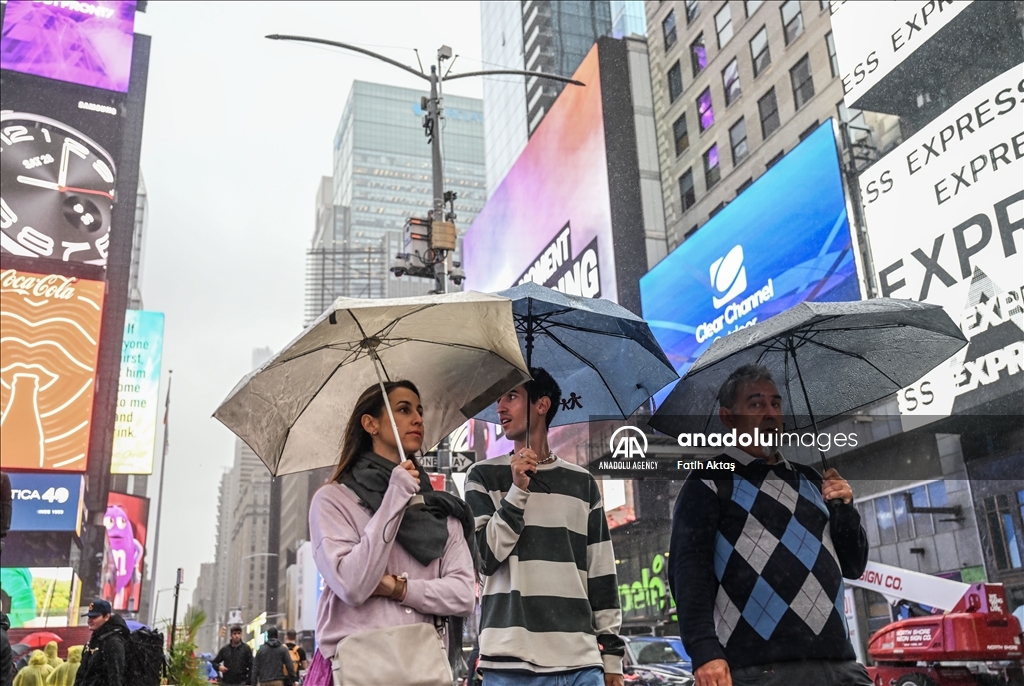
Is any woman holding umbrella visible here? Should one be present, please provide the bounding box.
[303,380,477,686]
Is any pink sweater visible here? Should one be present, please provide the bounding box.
[308,467,476,659]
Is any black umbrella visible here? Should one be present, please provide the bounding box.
[649,299,968,471]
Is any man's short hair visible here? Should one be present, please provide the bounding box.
[718,364,776,410]
[230,625,242,634]
[286,629,297,640]
[525,367,562,428]
[265,625,278,640]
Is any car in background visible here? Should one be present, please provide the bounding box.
[622,636,694,686]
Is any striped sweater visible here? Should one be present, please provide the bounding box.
[465,454,624,674]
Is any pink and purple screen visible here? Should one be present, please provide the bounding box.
[1,1,136,92]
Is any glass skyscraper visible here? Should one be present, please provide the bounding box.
[306,80,485,318]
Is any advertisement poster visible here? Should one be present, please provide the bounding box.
[0,566,80,627]
[0,268,105,471]
[0,0,137,92]
[110,310,164,474]
[8,472,84,534]
[463,45,615,303]
[859,65,1024,419]
[640,121,860,384]
[100,491,148,612]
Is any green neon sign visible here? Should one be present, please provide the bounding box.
[618,553,677,621]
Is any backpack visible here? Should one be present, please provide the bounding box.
[284,642,303,674]
[124,627,165,686]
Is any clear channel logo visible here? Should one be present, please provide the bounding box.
[609,426,648,460]
[710,245,747,309]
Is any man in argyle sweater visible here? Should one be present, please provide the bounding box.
[669,364,871,686]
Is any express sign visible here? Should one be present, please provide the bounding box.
[8,472,84,534]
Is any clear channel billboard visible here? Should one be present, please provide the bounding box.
[110,310,164,474]
[640,121,861,383]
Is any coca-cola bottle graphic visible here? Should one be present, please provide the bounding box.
[0,373,45,468]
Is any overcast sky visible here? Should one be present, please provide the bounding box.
[133,1,485,622]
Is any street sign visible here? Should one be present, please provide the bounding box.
[227,609,242,626]
[419,451,476,472]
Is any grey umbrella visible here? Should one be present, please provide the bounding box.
[649,299,968,471]
[214,291,530,476]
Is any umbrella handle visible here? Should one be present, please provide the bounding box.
[368,349,409,463]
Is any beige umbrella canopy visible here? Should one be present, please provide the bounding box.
[214,290,530,476]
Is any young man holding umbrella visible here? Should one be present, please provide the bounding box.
[669,364,870,686]
[465,368,625,686]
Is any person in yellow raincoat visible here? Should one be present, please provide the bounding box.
[12,650,52,686]
[46,646,82,686]
[42,643,62,671]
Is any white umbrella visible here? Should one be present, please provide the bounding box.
[214,291,530,476]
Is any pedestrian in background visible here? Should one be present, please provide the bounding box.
[13,651,51,686]
[73,599,130,686]
[282,630,306,681]
[46,646,82,686]
[0,613,12,686]
[303,381,476,685]
[669,364,870,686]
[211,625,252,686]
[465,368,625,686]
[251,626,294,686]
[41,644,61,672]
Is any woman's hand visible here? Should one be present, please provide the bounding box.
[372,574,396,597]
[397,459,420,488]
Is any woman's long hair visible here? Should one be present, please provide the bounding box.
[328,379,421,484]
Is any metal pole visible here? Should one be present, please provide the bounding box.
[170,567,183,652]
[147,370,172,628]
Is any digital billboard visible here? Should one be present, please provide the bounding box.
[8,472,84,534]
[100,491,148,612]
[0,1,137,93]
[110,309,163,474]
[0,566,81,628]
[463,37,653,458]
[0,268,105,471]
[640,121,860,383]
[859,65,1024,419]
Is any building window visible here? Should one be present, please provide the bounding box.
[985,492,1024,570]
[790,54,815,109]
[745,0,764,16]
[679,168,696,211]
[758,87,780,138]
[690,33,707,77]
[736,177,754,194]
[709,201,726,218]
[703,144,721,189]
[729,118,749,164]
[697,88,715,131]
[668,61,684,102]
[673,113,690,156]
[826,32,839,77]
[820,0,830,11]
[781,0,804,45]
[663,10,678,51]
[685,0,701,24]
[722,58,741,105]
[684,224,700,239]
[799,120,820,140]
[750,26,771,77]
[715,4,734,48]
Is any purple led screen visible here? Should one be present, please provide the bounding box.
[1,1,136,93]
[698,88,714,130]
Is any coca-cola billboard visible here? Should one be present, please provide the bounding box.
[0,267,105,471]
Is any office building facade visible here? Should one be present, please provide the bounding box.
[645,0,900,250]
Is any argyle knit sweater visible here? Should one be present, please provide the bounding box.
[465,455,625,674]
[669,447,868,671]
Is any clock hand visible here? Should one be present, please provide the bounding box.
[60,186,114,199]
[16,175,60,190]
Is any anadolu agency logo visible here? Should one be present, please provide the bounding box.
[598,426,658,472]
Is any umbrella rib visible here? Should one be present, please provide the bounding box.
[544,329,630,417]
[798,337,904,388]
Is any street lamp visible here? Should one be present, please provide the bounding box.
[235,553,278,622]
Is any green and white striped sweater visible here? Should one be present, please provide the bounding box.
[465,454,625,674]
